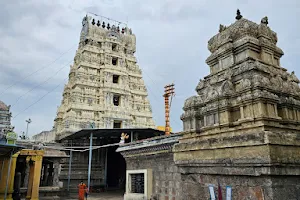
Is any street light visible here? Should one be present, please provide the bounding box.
[25,118,32,139]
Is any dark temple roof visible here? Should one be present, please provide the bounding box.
[0,143,24,158]
[59,128,166,141]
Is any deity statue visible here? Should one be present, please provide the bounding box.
[5,126,17,145]
[261,16,268,25]
[236,9,243,20]
[219,24,227,32]
[119,133,129,144]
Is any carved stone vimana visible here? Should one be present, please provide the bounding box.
[174,11,300,199]
[54,16,155,139]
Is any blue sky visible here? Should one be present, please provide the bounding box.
[0,0,299,137]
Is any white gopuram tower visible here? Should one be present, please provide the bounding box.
[54,15,155,139]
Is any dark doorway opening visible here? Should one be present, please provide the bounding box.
[106,145,126,190]
[40,160,54,186]
[113,95,120,106]
[113,120,122,128]
[113,75,120,84]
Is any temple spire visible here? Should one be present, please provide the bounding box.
[236,9,243,20]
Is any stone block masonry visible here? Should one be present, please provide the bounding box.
[117,134,182,200]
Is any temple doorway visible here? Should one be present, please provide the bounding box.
[106,145,126,190]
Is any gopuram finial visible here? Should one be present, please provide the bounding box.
[261,16,268,25]
[236,9,243,20]
[219,24,226,33]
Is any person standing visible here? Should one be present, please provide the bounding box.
[78,180,87,200]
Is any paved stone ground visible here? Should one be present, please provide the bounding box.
[66,191,124,200]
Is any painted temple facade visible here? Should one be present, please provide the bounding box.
[53,16,155,140]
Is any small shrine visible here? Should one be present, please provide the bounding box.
[118,10,300,200]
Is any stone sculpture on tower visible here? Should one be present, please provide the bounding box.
[53,15,155,139]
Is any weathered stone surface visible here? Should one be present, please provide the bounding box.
[118,134,183,200]
[176,10,300,200]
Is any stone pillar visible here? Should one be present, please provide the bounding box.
[30,155,43,200]
[23,162,30,188]
[25,150,44,200]
[48,163,54,186]
[203,115,207,127]
[0,159,10,198]
[240,106,244,119]
[26,163,35,200]
[258,102,265,117]
[274,104,278,118]
[43,164,49,186]
[53,160,60,187]
[282,107,288,119]
[0,153,19,200]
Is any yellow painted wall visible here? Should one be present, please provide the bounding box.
[156,126,173,132]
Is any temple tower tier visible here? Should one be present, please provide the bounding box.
[54,16,155,140]
[175,12,300,200]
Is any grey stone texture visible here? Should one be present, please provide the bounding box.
[126,153,182,200]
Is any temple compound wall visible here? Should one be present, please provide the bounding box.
[117,134,182,200]
[118,11,300,200]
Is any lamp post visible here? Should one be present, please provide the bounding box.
[25,118,32,139]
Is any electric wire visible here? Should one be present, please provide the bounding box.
[0,44,77,96]
[11,60,73,107]
[142,71,181,128]
[13,78,68,119]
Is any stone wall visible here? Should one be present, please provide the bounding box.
[32,130,55,143]
[180,174,300,200]
[121,135,300,200]
[117,134,182,200]
[126,153,182,200]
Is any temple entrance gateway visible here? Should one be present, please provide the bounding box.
[59,128,164,192]
[106,145,126,189]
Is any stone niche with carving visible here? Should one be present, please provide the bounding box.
[175,11,300,200]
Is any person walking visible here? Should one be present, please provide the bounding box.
[78,180,87,200]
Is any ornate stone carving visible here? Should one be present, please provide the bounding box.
[207,16,280,54]
[219,24,227,33]
[221,80,235,95]
[182,14,300,131]
[261,16,268,25]
[290,71,300,83]
[53,16,155,137]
